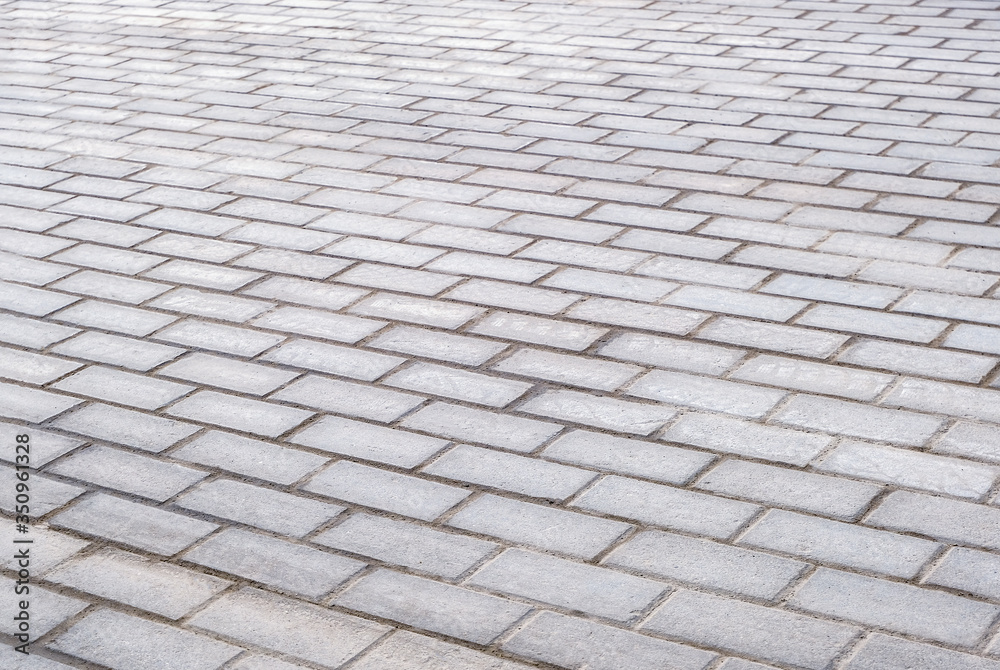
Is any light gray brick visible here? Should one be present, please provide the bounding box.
[469,548,666,622]
[263,338,404,381]
[448,493,629,560]
[518,389,678,435]
[636,256,771,290]
[697,316,849,358]
[50,610,241,670]
[567,297,708,335]
[183,527,364,598]
[273,375,425,422]
[817,439,999,499]
[173,430,326,485]
[53,365,193,410]
[423,444,595,500]
[599,332,745,375]
[52,331,183,371]
[137,232,251,262]
[369,325,507,365]
[350,292,484,329]
[445,278,580,315]
[304,460,470,521]
[0,346,80,385]
[643,590,859,670]
[544,429,713,485]
[167,390,313,437]
[0,381,80,422]
[154,319,284,357]
[732,354,894,401]
[176,478,343,538]
[159,352,297,395]
[52,270,170,304]
[867,491,1000,551]
[628,369,786,418]
[189,587,389,668]
[696,459,881,521]
[895,289,1000,327]
[586,202,706,232]
[761,273,903,309]
[934,421,1000,464]
[338,262,461,296]
[315,512,496,578]
[493,348,641,392]
[469,311,607,351]
[607,529,806,600]
[664,285,807,322]
[290,415,446,468]
[741,509,940,579]
[401,402,560,453]
[882,376,1000,424]
[51,493,218,555]
[235,248,350,279]
[48,444,206,501]
[838,339,997,383]
[947,324,1000,355]
[388,362,532,407]
[517,239,649,272]
[774,394,942,446]
[150,287,273,322]
[243,277,368,310]
[665,412,832,466]
[0,313,79,349]
[860,260,997,296]
[541,267,676,302]
[613,229,738,260]
[847,634,1000,670]
[792,568,998,647]
[504,611,716,670]
[53,300,176,336]
[52,403,199,452]
[44,547,229,619]
[252,306,386,344]
[0,281,79,317]
[353,630,533,670]
[926,547,1000,602]
[574,475,760,539]
[336,568,530,644]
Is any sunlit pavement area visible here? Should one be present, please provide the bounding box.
[3,0,1000,668]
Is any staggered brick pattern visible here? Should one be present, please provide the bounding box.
[2,0,1000,667]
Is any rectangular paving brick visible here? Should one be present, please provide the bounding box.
[643,590,859,670]
[574,475,760,540]
[189,587,389,668]
[166,391,314,437]
[51,493,218,555]
[304,460,470,521]
[791,568,998,647]
[606,530,805,601]
[45,547,230,620]
[335,569,530,644]
[740,509,939,579]
[504,611,716,670]
[183,527,365,598]
[315,512,497,579]
[51,610,241,670]
[468,548,666,622]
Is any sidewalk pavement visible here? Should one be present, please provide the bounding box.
[2,0,1000,668]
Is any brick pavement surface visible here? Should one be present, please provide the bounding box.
[2,0,1000,667]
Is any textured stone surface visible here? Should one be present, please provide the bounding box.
[6,0,1000,666]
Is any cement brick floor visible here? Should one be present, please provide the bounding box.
[2,0,1000,667]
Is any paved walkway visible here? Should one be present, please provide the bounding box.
[3,0,1000,668]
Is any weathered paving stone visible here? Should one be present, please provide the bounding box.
[11,2,1000,666]
[51,609,242,670]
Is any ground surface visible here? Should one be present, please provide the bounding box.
[2,0,1000,668]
